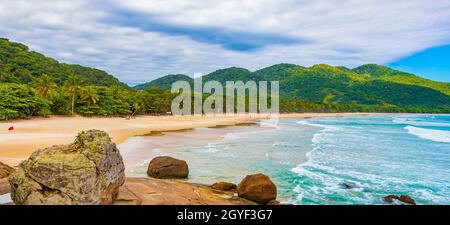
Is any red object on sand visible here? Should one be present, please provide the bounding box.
[8,126,14,131]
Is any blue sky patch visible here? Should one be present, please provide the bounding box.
[388,44,450,82]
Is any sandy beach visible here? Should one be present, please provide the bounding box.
[0,113,375,165]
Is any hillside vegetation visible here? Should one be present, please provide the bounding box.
[0,38,126,87]
[135,64,450,113]
[1,38,449,120]
[134,74,193,90]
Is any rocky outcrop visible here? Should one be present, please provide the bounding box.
[114,178,254,205]
[8,130,125,205]
[237,173,277,205]
[0,161,14,178]
[147,156,189,179]
[383,195,416,205]
[211,182,237,192]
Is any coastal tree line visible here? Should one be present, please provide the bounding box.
[1,73,447,120]
[0,74,174,120]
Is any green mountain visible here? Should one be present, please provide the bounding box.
[134,74,192,90]
[202,67,255,83]
[253,63,299,81]
[0,38,127,87]
[134,67,258,90]
[352,64,450,95]
[135,63,450,112]
[275,64,450,109]
[352,64,405,77]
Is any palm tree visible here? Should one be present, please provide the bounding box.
[110,85,123,100]
[131,102,141,117]
[34,74,57,97]
[82,86,99,106]
[64,74,84,115]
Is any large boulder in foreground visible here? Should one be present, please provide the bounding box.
[0,161,14,178]
[8,130,125,205]
[237,173,277,204]
[147,156,189,179]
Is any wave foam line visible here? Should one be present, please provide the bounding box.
[405,126,450,143]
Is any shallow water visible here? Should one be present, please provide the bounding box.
[119,115,450,205]
[292,115,450,205]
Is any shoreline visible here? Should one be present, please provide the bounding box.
[0,113,386,166]
[118,122,275,178]
[1,113,447,205]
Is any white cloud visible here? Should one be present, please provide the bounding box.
[0,0,449,85]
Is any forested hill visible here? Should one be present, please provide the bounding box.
[134,64,450,112]
[0,38,127,87]
[1,38,449,120]
[133,74,192,90]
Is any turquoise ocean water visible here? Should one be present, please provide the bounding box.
[123,115,450,205]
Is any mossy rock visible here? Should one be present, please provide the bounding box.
[8,130,125,205]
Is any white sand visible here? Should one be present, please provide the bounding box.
[0,113,377,165]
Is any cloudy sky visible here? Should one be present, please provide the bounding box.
[1,0,449,85]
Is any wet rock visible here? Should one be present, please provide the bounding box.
[266,200,293,205]
[267,200,281,205]
[383,195,416,205]
[341,182,358,189]
[147,156,189,179]
[8,130,125,205]
[211,182,237,192]
[0,161,14,179]
[237,173,277,205]
[383,195,399,203]
[399,195,416,205]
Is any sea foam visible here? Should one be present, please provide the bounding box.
[292,116,450,204]
[405,126,450,143]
